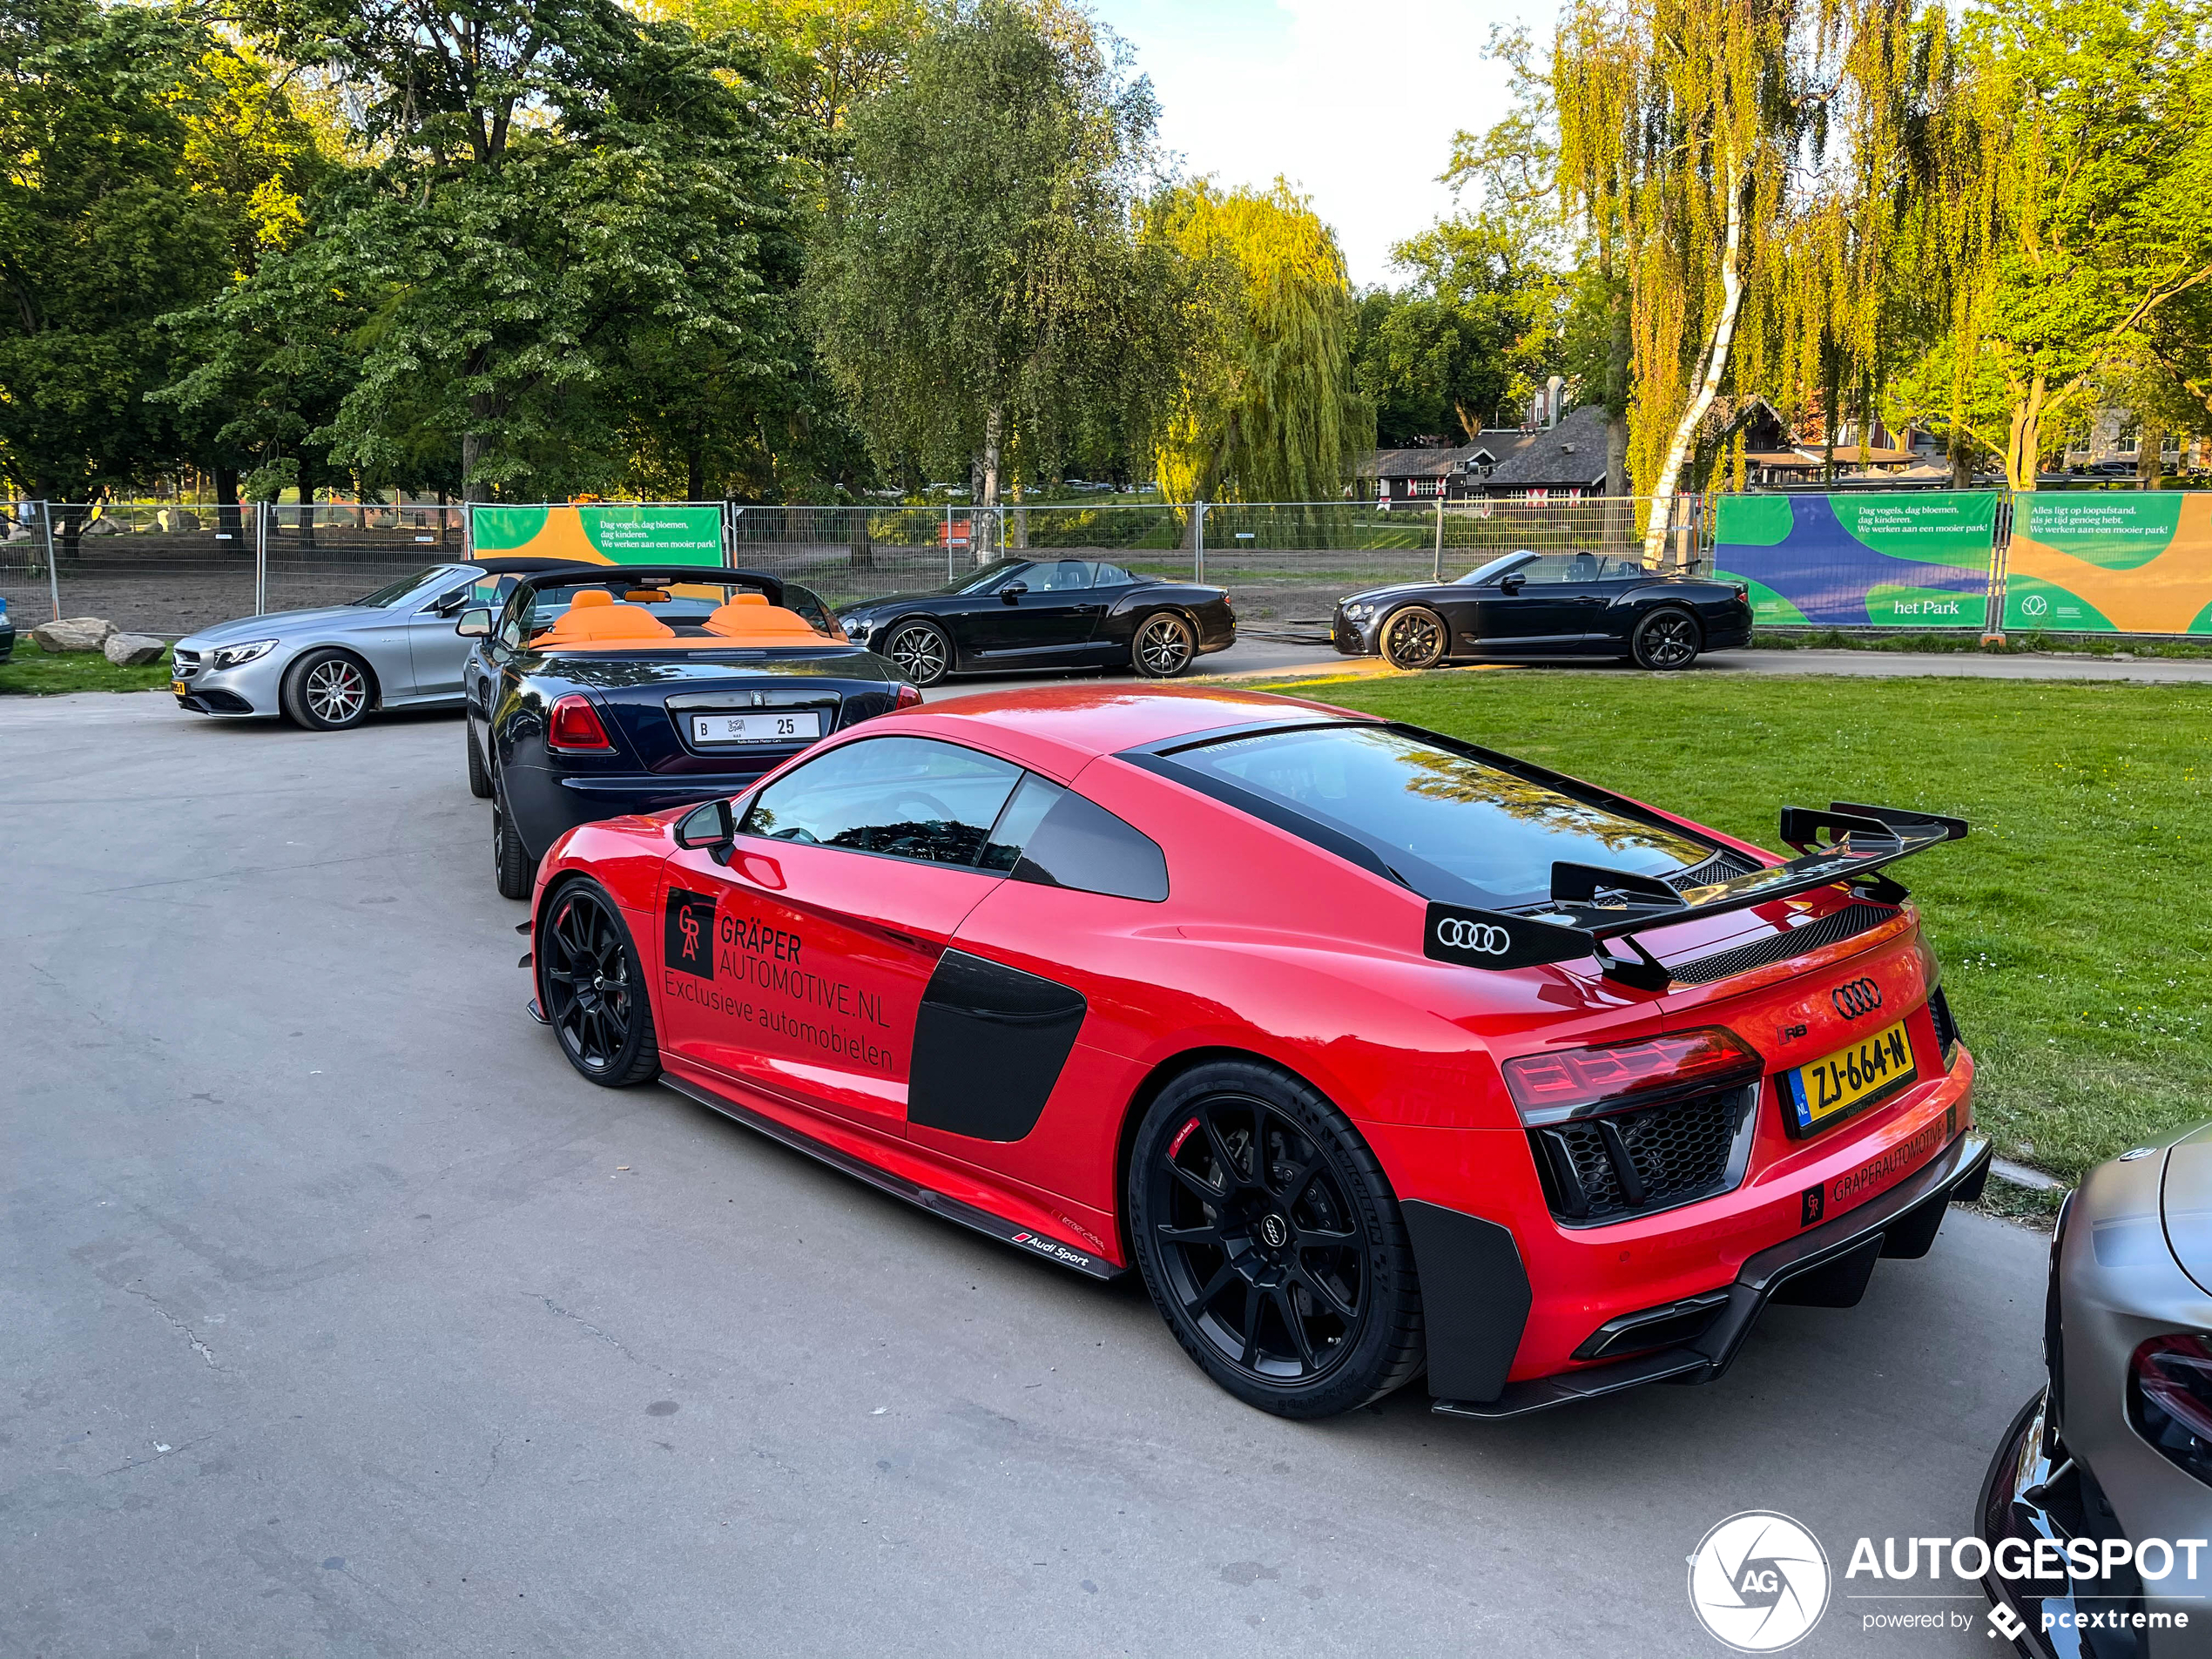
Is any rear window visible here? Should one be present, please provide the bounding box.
[1157,724,1710,907]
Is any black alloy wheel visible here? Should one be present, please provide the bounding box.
[536,881,659,1085]
[1379,605,1448,671]
[1630,607,1701,671]
[883,619,951,686]
[493,804,533,900]
[466,723,493,799]
[281,647,374,730]
[1130,1061,1423,1418]
[1130,610,1197,678]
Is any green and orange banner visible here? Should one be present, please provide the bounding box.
[469,503,724,567]
[2002,493,2212,636]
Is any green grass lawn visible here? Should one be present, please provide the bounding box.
[0,644,172,694]
[1258,669,2212,1193]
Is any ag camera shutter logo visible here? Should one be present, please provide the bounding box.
[1688,1511,1831,1651]
[1434,917,1510,955]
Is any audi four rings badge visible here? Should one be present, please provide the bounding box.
[1437,918,1511,955]
[1831,977,1882,1019]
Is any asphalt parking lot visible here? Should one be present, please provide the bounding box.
[3,690,2051,1656]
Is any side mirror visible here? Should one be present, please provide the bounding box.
[1499,573,1527,595]
[674,797,737,861]
[455,607,493,637]
[1000,582,1028,604]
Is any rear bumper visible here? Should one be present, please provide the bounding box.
[1428,1130,1990,1419]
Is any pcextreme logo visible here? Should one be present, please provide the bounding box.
[1688,1512,1831,1652]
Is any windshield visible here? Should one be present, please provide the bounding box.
[946,558,1034,595]
[1453,552,1533,586]
[351,566,450,607]
[1164,724,1712,907]
[504,575,839,642]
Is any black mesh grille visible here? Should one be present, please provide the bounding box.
[1662,902,1899,987]
[1929,984,1960,1062]
[1666,847,1761,891]
[1532,1086,1752,1223]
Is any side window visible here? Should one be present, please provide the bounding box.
[1008,790,1169,902]
[738,736,1022,867]
[980,773,1065,871]
[1514,555,1584,585]
[1033,559,1094,592]
[782,581,836,635]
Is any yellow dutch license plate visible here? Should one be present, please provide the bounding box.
[170,679,187,696]
[1784,1019,1916,1136]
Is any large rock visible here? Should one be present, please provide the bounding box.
[32,616,117,652]
[104,631,167,667]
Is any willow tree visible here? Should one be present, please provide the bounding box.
[1919,0,2212,489]
[1148,179,1370,505]
[1554,0,1945,558]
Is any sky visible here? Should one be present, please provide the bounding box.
[1093,0,1552,288]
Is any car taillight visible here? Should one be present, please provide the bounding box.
[894,683,924,711]
[547,693,612,751]
[1501,1028,1763,1126]
[2129,1334,2212,1488]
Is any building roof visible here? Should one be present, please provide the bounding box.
[1479,405,1612,489]
[1357,430,1541,481]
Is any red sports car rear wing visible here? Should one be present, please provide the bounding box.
[1423,801,1968,986]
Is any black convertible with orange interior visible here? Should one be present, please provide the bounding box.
[457,566,919,897]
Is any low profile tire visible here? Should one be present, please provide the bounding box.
[466,723,493,799]
[1128,1060,1424,1419]
[1630,607,1701,671]
[536,880,659,1086]
[493,803,533,900]
[1379,605,1448,671]
[1130,610,1197,678]
[281,648,373,730]
[882,619,952,687]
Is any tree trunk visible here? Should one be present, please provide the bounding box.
[2138,423,2166,489]
[1604,286,1631,551]
[295,460,318,550]
[2006,375,2047,490]
[462,430,489,503]
[1642,155,1747,567]
[213,466,244,550]
[981,404,1003,509]
[1949,422,1973,490]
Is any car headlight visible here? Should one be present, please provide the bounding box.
[210,639,277,669]
[1341,604,1372,622]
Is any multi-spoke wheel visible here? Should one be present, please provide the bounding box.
[1130,611,1196,678]
[1129,1060,1423,1417]
[536,880,659,1086]
[281,648,374,730]
[882,620,951,686]
[1379,605,1448,671]
[1629,607,1702,671]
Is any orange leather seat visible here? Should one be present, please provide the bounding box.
[537,600,677,644]
[701,603,820,639]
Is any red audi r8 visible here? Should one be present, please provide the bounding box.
[523,685,1990,1420]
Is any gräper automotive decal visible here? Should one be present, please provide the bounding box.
[664,888,718,981]
[1800,1185,1825,1228]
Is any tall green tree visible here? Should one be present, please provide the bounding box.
[1920,0,2212,489]
[234,0,805,501]
[1554,0,1948,557]
[1148,179,1369,504]
[806,0,1169,504]
[0,0,245,508]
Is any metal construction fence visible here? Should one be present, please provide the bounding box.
[9,489,2206,642]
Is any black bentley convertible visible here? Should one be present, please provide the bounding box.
[1332,549,1754,671]
[458,566,916,897]
[833,557,1235,686]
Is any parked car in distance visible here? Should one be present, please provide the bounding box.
[1979,1125,2212,1651]
[0,596,13,664]
[465,565,918,898]
[522,683,1987,1421]
[1332,549,1755,671]
[168,556,591,729]
[834,557,1235,686]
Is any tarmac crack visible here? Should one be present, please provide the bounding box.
[532,1292,651,1368]
[124,1281,221,1370]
